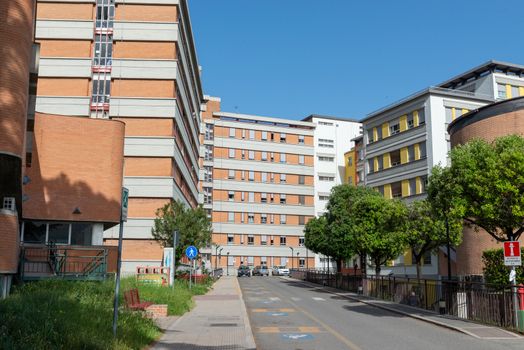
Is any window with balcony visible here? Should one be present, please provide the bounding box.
[280,194,286,204]
[261,214,267,224]
[280,174,287,183]
[299,237,305,246]
[280,215,287,224]
[229,127,235,138]
[228,169,235,179]
[261,193,267,203]
[280,236,287,246]
[261,151,267,161]
[248,213,255,223]
[280,133,286,143]
[248,150,255,160]
[299,135,305,144]
[228,234,234,245]
[228,191,234,201]
[280,153,286,163]
[205,123,214,140]
[248,235,254,245]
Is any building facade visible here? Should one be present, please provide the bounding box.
[448,96,524,276]
[201,100,316,272]
[34,0,203,273]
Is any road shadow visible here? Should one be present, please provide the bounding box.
[341,304,406,318]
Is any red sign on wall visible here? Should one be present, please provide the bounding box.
[504,241,521,266]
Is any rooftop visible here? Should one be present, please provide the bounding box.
[302,114,360,123]
[213,111,315,128]
[438,60,524,89]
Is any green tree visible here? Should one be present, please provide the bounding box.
[152,200,212,266]
[350,195,408,276]
[304,215,328,256]
[324,184,382,272]
[448,135,524,242]
[405,200,462,282]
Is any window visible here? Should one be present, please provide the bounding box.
[203,187,212,204]
[497,83,507,99]
[280,153,286,163]
[280,174,286,183]
[270,193,275,203]
[348,157,353,166]
[299,175,305,185]
[247,256,254,265]
[228,191,235,201]
[3,197,15,211]
[409,178,417,196]
[229,127,235,138]
[23,221,47,243]
[228,212,234,222]
[248,150,255,160]
[418,109,426,125]
[280,133,286,143]
[95,0,115,29]
[299,237,305,246]
[261,152,267,161]
[70,223,92,245]
[299,258,305,267]
[249,129,255,140]
[93,34,113,67]
[228,169,235,179]
[204,123,214,140]
[248,235,254,245]
[270,214,275,224]
[280,214,287,224]
[280,194,286,204]
[248,171,254,181]
[319,121,333,126]
[407,113,415,128]
[248,213,255,223]
[240,212,245,223]
[261,193,267,203]
[319,138,334,148]
[424,251,432,265]
[319,175,335,181]
[420,142,427,159]
[511,85,520,98]
[229,148,235,158]
[204,145,213,161]
[241,192,245,201]
[390,123,400,135]
[91,77,111,104]
[299,195,305,205]
[248,192,254,203]
[298,135,305,144]
[299,215,305,225]
[270,173,275,183]
[228,234,234,245]
[261,172,267,182]
[262,131,267,140]
[204,166,213,182]
[318,156,334,162]
[228,255,234,266]
[261,214,267,224]
[241,170,245,180]
[319,194,330,201]
[299,155,305,165]
[280,236,287,245]
[242,129,246,139]
[270,133,275,141]
[48,223,70,244]
[241,150,245,159]
[261,235,267,245]
[367,129,374,143]
[270,152,275,162]
[281,256,287,266]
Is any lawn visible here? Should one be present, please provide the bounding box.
[0,276,213,350]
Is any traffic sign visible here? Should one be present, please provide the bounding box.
[121,187,129,222]
[186,245,198,260]
[504,241,521,266]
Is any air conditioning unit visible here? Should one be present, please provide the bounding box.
[2,197,16,211]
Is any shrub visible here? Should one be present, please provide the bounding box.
[482,248,524,286]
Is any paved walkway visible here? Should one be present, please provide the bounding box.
[151,276,257,350]
[292,278,523,340]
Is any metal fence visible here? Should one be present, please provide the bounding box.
[290,269,524,333]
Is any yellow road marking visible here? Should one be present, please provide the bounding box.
[298,326,322,333]
[257,327,280,333]
[251,308,268,312]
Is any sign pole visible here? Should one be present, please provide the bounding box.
[504,239,521,330]
[112,187,128,337]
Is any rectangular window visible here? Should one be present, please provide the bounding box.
[261,193,267,203]
[241,171,245,180]
[497,83,507,99]
[281,256,287,266]
[270,133,275,141]
[280,215,287,224]
[270,214,275,224]
[262,131,267,140]
[229,127,235,138]
[318,139,334,148]
[248,192,254,202]
[299,237,305,246]
[270,193,275,203]
[511,85,519,98]
[261,235,267,245]
[70,223,92,245]
[228,234,234,245]
[299,215,305,225]
[248,150,255,160]
[203,187,212,204]
[270,152,275,162]
[242,129,246,139]
[261,151,267,161]
[280,153,286,163]
[319,194,330,201]
[319,121,333,126]
[247,256,254,265]
[319,175,335,181]
[261,214,267,224]
[228,212,234,222]
[240,212,245,223]
[418,108,426,125]
[390,123,400,135]
[248,235,254,245]
[408,145,415,162]
[280,236,287,245]
[204,145,213,161]
[241,192,245,202]
[249,129,255,140]
[270,173,275,182]
[298,135,305,144]
[204,123,214,140]
[420,142,427,159]
[261,172,267,182]
[229,148,235,158]
[280,194,286,204]
[248,171,254,181]
[299,258,305,267]
[407,113,415,128]
[299,155,305,164]
[228,169,235,179]
[204,166,213,182]
[248,213,255,223]
[299,195,305,205]
[367,129,374,143]
[318,156,334,162]
[409,178,417,196]
[299,175,305,185]
[241,149,245,159]
[348,157,353,166]
[228,191,235,201]
[280,133,286,143]
[280,174,287,183]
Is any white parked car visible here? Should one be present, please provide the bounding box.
[272,266,290,276]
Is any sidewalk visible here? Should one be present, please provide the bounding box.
[292,278,523,340]
[151,276,257,350]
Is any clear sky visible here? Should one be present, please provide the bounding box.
[189,0,523,121]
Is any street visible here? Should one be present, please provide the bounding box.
[239,276,523,350]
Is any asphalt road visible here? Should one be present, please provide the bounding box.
[239,276,524,350]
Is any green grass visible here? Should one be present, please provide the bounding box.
[0,277,213,350]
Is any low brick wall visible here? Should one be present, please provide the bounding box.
[145,304,168,318]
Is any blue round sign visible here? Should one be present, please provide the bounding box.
[186,245,198,260]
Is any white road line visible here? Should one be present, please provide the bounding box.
[313,297,325,301]
[269,297,281,301]
[291,297,301,301]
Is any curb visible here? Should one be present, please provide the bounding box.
[235,277,258,349]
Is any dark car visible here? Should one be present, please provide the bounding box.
[237,265,251,277]
[252,265,269,276]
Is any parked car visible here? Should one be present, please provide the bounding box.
[272,265,290,276]
[237,265,251,277]
[252,265,269,276]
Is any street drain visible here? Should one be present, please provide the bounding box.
[209,323,238,327]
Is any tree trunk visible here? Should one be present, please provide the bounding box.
[360,254,366,278]
[416,258,422,285]
[375,258,381,277]
[336,259,343,273]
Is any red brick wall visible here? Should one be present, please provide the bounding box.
[0,212,19,273]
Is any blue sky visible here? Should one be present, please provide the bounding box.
[189,0,523,121]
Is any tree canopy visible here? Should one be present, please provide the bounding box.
[151,200,212,265]
[446,135,524,242]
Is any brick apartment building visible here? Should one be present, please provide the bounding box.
[33,0,203,273]
[201,97,316,272]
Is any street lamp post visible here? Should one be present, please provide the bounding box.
[289,247,294,269]
[215,246,222,272]
[297,252,300,268]
[226,252,230,276]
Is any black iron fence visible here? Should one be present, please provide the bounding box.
[290,269,524,333]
